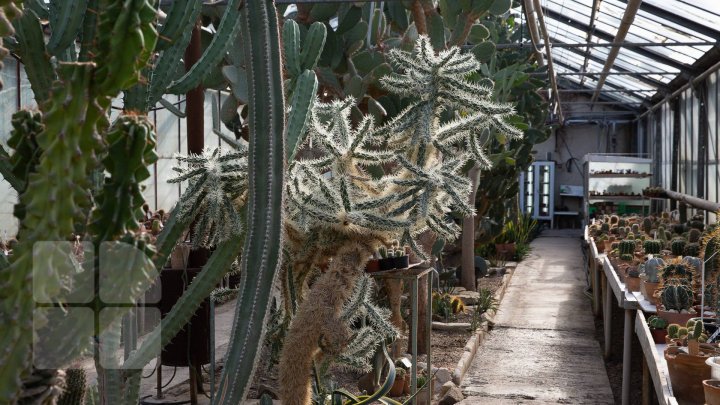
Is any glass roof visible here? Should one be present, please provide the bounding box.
[518,0,720,110]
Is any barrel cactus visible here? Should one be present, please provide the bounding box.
[620,254,634,262]
[619,239,636,255]
[684,242,701,257]
[601,223,610,234]
[667,323,681,338]
[631,224,640,235]
[671,238,687,256]
[642,217,653,235]
[660,283,694,312]
[57,369,86,405]
[643,240,662,255]
[689,228,701,243]
[661,260,694,285]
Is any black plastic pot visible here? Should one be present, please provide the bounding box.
[379,257,395,271]
[393,255,409,269]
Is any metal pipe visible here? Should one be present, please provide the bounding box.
[637,59,720,120]
[532,71,678,76]
[591,0,643,103]
[532,0,564,124]
[580,0,602,85]
[522,0,546,67]
[426,273,433,403]
[622,309,633,405]
[555,89,657,93]
[495,41,717,49]
[410,278,418,405]
[663,189,720,212]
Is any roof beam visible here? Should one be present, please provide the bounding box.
[521,0,546,66]
[581,0,602,85]
[550,38,668,89]
[592,0,643,102]
[531,70,678,76]
[495,41,717,49]
[542,7,694,72]
[618,0,720,40]
[529,0,564,124]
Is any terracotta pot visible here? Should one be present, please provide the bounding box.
[388,375,408,397]
[625,276,641,292]
[665,345,712,404]
[650,328,667,344]
[365,259,380,273]
[657,309,695,326]
[641,279,660,304]
[704,380,720,405]
[495,243,516,260]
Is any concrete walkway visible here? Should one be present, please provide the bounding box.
[460,230,614,404]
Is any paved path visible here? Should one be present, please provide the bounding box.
[460,230,614,404]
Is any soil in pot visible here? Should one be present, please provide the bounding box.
[665,345,712,404]
[704,380,720,405]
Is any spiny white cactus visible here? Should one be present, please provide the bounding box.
[169,146,249,248]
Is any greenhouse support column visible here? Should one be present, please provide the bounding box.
[671,98,680,210]
[698,82,708,200]
[603,272,612,359]
[461,165,480,291]
[186,22,204,155]
[622,309,633,405]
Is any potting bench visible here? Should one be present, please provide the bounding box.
[370,264,434,405]
[635,311,679,405]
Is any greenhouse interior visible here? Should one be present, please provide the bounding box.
[1,0,720,404]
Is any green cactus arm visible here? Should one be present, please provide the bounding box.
[147,27,193,107]
[47,0,88,56]
[156,0,201,51]
[216,0,285,402]
[12,9,55,104]
[0,143,23,192]
[287,70,318,163]
[300,22,327,71]
[78,0,98,61]
[94,0,158,96]
[122,234,242,370]
[166,0,242,95]
[24,0,48,19]
[283,19,301,78]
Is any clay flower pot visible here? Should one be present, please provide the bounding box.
[388,374,408,397]
[650,328,667,344]
[665,345,712,404]
[704,380,720,405]
[641,279,660,304]
[365,259,380,273]
[657,309,695,326]
[625,276,640,292]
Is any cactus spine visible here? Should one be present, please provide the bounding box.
[57,369,86,405]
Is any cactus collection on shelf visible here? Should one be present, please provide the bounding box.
[660,284,693,312]
[643,240,662,254]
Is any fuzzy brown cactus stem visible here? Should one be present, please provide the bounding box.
[279,241,374,405]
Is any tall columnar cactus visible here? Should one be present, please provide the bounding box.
[671,238,687,257]
[660,284,694,312]
[214,1,285,403]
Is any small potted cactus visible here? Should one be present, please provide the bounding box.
[647,315,668,343]
[378,246,395,271]
[392,247,410,270]
[665,319,716,405]
[625,267,641,292]
[658,283,696,326]
[643,239,662,255]
[640,257,664,304]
